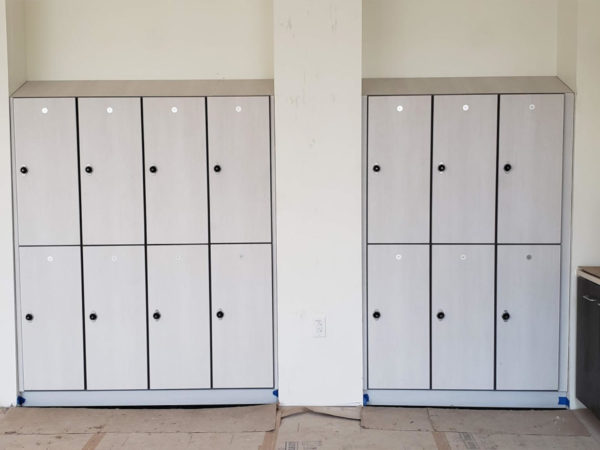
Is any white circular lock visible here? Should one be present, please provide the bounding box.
[529,104,536,111]
[235,106,242,113]
[47,256,54,262]
[526,254,533,260]
[171,107,178,113]
[460,254,467,261]
[462,104,469,111]
[111,255,117,262]
[396,105,404,112]
[106,107,113,114]
[41,107,48,114]
[395,254,402,260]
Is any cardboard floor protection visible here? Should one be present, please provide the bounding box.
[361,407,434,431]
[429,408,590,436]
[0,404,277,435]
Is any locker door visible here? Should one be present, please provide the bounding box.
[13,98,79,245]
[84,246,147,390]
[148,245,210,389]
[208,97,271,243]
[79,98,144,245]
[497,245,560,390]
[143,97,208,244]
[212,244,273,388]
[432,95,497,243]
[19,247,84,390]
[367,96,431,243]
[368,245,430,389]
[432,245,494,389]
[498,94,564,243]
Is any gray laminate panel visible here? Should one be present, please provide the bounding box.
[497,94,564,243]
[367,245,430,389]
[368,96,431,243]
[13,98,80,245]
[79,98,144,245]
[432,95,497,243]
[143,97,208,244]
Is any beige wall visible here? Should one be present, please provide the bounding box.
[557,0,577,90]
[25,0,273,80]
[561,0,600,408]
[363,0,558,78]
[6,0,25,93]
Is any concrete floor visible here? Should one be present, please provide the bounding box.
[1,405,600,449]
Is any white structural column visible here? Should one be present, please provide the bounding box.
[0,0,23,407]
[274,0,363,405]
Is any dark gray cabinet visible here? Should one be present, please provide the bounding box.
[577,275,600,418]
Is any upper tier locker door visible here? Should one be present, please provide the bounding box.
[212,244,273,388]
[497,245,560,390]
[13,98,79,245]
[368,245,430,389]
[84,246,147,390]
[367,96,431,243]
[148,245,210,389]
[432,95,497,243]
[143,97,208,244]
[207,97,271,243]
[497,95,564,244]
[432,245,494,390]
[19,247,84,390]
[79,98,144,245]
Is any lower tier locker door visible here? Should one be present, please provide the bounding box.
[367,245,430,389]
[147,245,210,389]
[19,247,84,390]
[432,245,494,390]
[83,246,147,390]
[497,245,560,390]
[211,244,273,388]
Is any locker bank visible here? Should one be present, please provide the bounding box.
[0,0,599,415]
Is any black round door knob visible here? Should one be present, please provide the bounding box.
[214,165,221,173]
[373,311,381,319]
[504,163,512,172]
[149,166,157,173]
[502,311,511,321]
[372,165,381,173]
[438,164,446,172]
[437,311,445,320]
[216,310,224,319]
[25,313,33,321]
[89,313,97,321]
[85,166,93,174]
[153,311,161,320]
[20,166,28,174]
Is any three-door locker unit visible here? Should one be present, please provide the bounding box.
[11,81,277,406]
[364,77,574,407]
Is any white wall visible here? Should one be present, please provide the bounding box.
[0,0,18,406]
[559,0,600,408]
[363,0,558,78]
[274,0,364,405]
[25,0,273,80]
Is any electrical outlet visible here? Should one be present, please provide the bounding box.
[313,316,326,337]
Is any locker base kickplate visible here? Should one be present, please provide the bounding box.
[365,390,568,409]
[18,389,277,407]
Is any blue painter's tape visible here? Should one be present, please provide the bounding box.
[16,396,25,406]
[273,389,279,398]
[558,396,570,407]
[363,393,369,406]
